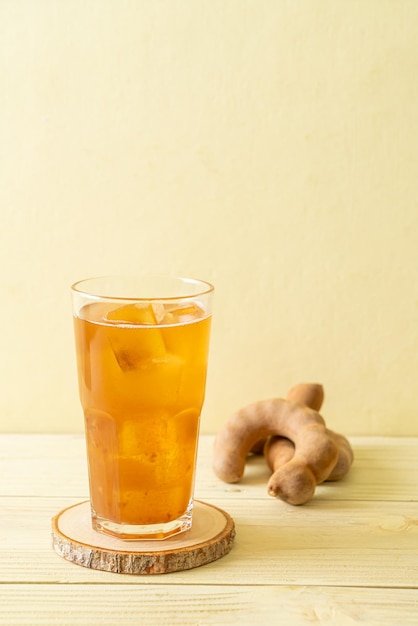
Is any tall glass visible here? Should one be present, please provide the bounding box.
[71,275,214,540]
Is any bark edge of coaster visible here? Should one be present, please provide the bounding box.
[52,500,235,575]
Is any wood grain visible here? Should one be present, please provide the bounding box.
[2,584,418,626]
[1,434,417,625]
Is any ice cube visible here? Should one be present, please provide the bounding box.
[106,303,158,325]
[106,304,167,372]
[78,301,114,323]
[160,302,205,324]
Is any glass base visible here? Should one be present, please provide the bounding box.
[90,500,194,541]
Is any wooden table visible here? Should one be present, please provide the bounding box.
[1,434,417,625]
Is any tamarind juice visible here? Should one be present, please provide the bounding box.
[72,276,213,540]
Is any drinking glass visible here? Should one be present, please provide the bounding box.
[71,275,214,540]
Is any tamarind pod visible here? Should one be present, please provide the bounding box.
[264,429,354,482]
[287,385,353,480]
[286,383,324,412]
[250,383,324,454]
[263,436,294,467]
[265,422,339,505]
[261,387,338,504]
[323,430,354,481]
[213,398,338,499]
[267,459,318,504]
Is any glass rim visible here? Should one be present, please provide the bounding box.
[71,274,214,302]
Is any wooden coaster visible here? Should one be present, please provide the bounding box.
[52,500,235,575]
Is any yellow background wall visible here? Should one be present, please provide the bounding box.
[1,0,417,435]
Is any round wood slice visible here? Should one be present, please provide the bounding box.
[52,500,235,575]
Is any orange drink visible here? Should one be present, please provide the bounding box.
[71,276,213,540]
